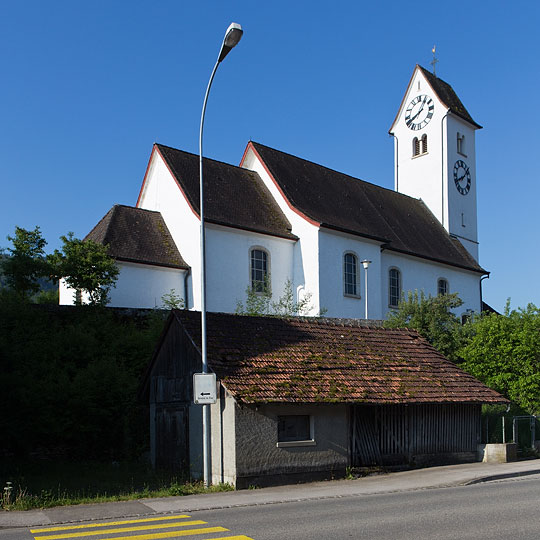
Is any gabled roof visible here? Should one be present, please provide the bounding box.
[418,65,481,129]
[153,143,297,241]
[248,142,484,273]
[169,310,506,405]
[85,204,189,270]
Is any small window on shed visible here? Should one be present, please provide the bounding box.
[278,415,311,443]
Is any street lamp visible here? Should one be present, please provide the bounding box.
[361,260,371,319]
[199,22,243,488]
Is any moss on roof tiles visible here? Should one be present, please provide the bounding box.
[173,310,506,406]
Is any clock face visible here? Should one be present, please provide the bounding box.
[453,160,471,195]
[405,94,434,130]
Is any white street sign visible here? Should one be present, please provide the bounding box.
[193,372,217,404]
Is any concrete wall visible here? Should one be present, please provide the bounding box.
[234,403,349,487]
[210,386,237,485]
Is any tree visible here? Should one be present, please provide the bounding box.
[49,233,119,306]
[1,226,49,299]
[384,290,466,362]
[235,278,320,317]
[459,302,540,415]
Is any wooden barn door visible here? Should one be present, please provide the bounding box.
[155,404,189,472]
[351,405,382,466]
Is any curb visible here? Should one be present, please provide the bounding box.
[463,468,540,485]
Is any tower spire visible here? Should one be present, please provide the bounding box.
[430,45,439,76]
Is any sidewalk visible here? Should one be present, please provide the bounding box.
[2,459,540,529]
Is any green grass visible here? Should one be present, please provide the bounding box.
[0,459,233,511]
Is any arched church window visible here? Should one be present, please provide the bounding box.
[438,278,449,296]
[388,268,401,308]
[343,252,359,296]
[250,248,269,293]
[413,137,420,157]
[421,134,428,154]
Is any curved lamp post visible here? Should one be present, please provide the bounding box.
[199,22,243,487]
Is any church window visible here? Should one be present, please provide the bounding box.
[421,134,428,154]
[344,252,359,296]
[457,132,466,155]
[388,268,401,308]
[413,137,420,156]
[250,248,269,293]
[438,278,449,296]
[412,136,428,157]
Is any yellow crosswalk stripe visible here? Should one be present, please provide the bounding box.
[33,520,207,540]
[31,514,192,533]
[79,526,229,540]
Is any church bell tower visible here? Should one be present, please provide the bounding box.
[389,65,482,261]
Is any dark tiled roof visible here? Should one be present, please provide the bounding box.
[249,142,484,273]
[418,65,481,128]
[155,144,296,241]
[174,310,506,405]
[85,205,189,269]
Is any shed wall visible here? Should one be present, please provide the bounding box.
[234,403,348,487]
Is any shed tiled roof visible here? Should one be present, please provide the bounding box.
[85,205,189,269]
[249,142,484,273]
[174,310,506,405]
[418,65,481,128]
[154,144,296,241]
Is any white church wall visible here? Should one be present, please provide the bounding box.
[445,114,479,260]
[205,223,295,314]
[391,68,448,227]
[318,229,382,319]
[137,150,201,309]
[109,262,186,309]
[381,251,482,317]
[242,147,321,314]
[59,262,187,309]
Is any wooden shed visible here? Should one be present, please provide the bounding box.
[140,310,506,487]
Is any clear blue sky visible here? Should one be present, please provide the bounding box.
[1,1,538,313]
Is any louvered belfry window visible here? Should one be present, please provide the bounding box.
[421,134,428,154]
[413,137,420,156]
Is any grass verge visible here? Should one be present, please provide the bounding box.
[1,460,233,511]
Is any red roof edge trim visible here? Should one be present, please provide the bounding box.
[138,145,201,221]
[240,142,320,228]
[135,146,157,208]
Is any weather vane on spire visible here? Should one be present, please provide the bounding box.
[430,45,439,76]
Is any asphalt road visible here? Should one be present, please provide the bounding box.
[3,475,540,540]
[192,475,540,540]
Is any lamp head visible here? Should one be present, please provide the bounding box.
[218,23,243,62]
[361,260,372,270]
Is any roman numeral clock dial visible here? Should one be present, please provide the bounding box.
[453,160,471,195]
[405,94,434,130]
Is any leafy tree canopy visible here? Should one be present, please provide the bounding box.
[1,226,49,299]
[459,302,540,415]
[384,290,466,362]
[49,233,119,306]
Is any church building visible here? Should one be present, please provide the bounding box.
[60,65,486,320]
